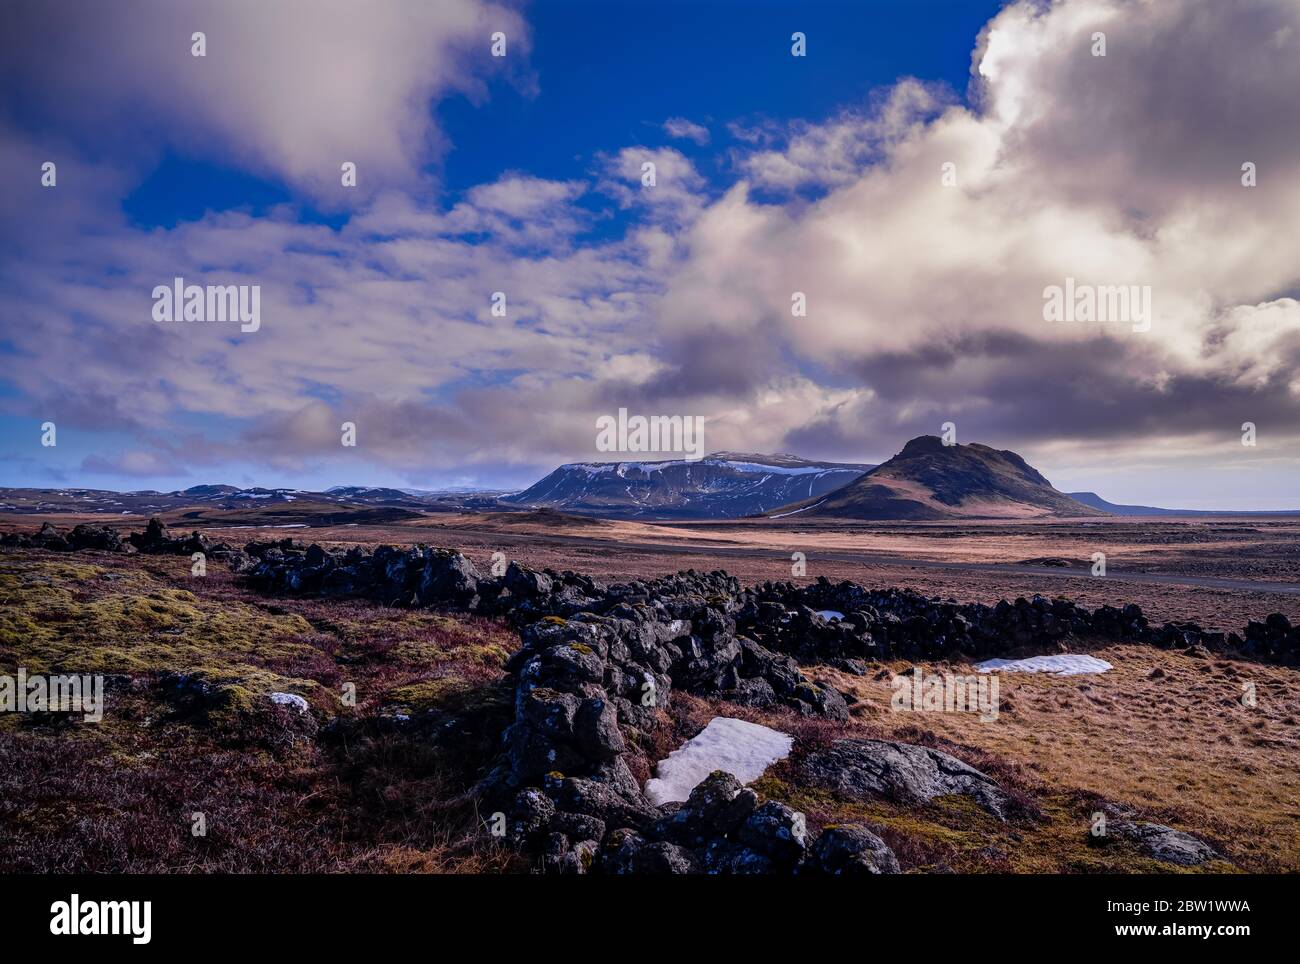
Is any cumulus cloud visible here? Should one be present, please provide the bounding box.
[736,79,952,190]
[642,0,1300,467]
[0,0,530,201]
[975,0,1300,219]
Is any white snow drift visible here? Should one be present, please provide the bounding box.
[975,654,1113,676]
[644,716,793,806]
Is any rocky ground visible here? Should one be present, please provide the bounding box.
[2,518,1296,873]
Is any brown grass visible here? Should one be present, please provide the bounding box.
[809,644,1300,871]
[3,523,1297,874]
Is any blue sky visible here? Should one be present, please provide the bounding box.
[1,0,1299,508]
[118,1,1002,231]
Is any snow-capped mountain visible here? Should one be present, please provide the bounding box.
[503,452,875,519]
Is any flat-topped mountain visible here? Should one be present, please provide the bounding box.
[769,436,1106,520]
[503,452,875,520]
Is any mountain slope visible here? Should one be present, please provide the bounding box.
[1067,491,1183,516]
[502,452,875,519]
[770,436,1105,520]
[1069,491,1300,517]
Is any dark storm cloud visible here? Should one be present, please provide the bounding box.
[818,328,1300,454]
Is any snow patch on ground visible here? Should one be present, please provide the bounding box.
[269,692,310,713]
[975,654,1113,676]
[212,524,310,529]
[815,610,845,622]
[644,716,793,806]
[770,498,826,518]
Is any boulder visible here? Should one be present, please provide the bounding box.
[505,561,553,598]
[1108,821,1220,866]
[33,522,71,551]
[129,516,171,551]
[632,840,700,874]
[651,770,758,847]
[802,738,1010,819]
[736,800,807,866]
[805,824,900,874]
[416,550,480,607]
[66,524,127,552]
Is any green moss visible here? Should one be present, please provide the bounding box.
[202,682,261,729]
[186,667,319,704]
[793,681,821,702]
[385,678,473,713]
[469,642,512,666]
[568,642,593,655]
[0,557,317,677]
[541,615,568,626]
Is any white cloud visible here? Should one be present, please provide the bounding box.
[598,146,709,226]
[0,0,530,201]
[738,79,951,190]
[663,117,710,145]
[646,0,1300,461]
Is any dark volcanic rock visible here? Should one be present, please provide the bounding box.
[804,824,901,875]
[802,738,1011,819]
[12,518,1297,665]
[736,800,808,867]
[1107,821,1221,866]
[651,771,758,848]
[417,549,480,607]
[505,560,553,597]
[125,516,212,555]
[67,524,129,552]
[632,840,701,874]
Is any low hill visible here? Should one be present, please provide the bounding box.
[770,436,1105,520]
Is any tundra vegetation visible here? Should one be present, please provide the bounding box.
[1,520,1295,873]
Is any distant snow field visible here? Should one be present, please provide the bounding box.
[815,609,845,621]
[975,654,1113,676]
[644,716,793,805]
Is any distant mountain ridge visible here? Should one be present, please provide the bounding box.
[3,442,1297,520]
[0,484,510,516]
[502,452,876,520]
[1068,491,1300,517]
[769,436,1104,520]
